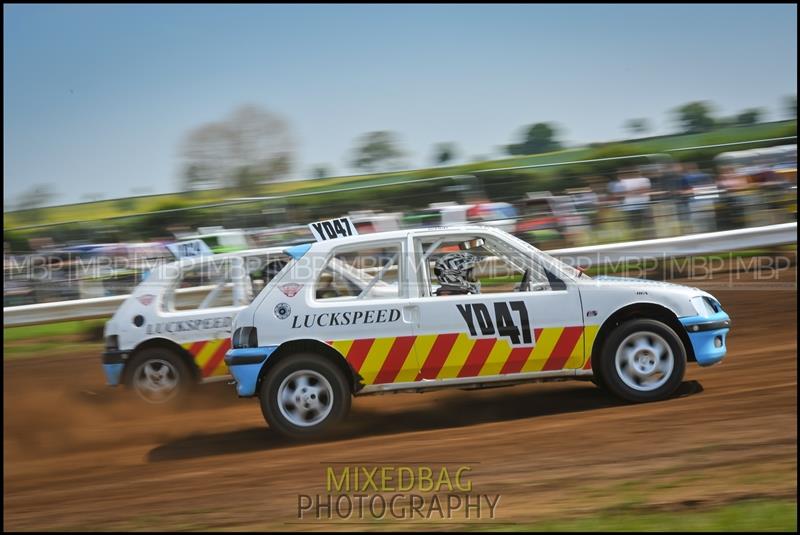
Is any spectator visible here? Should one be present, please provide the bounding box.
[716,165,749,192]
[653,162,685,194]
[715,164,750,230]
[675,163,708,232]
[680,163,719,233]
[606,173,625,206]
[619,168,652,238]
[679,162,713,191]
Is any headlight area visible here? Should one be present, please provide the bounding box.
[105,334,120,351]
[232,326,259,348]
[690,296,721,317]
[229,326,277,397]
[680,300,731,367]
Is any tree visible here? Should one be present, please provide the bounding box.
[350,131,406,172]
[180,104,294,192]
[311,165,331,179]
[673,101,716,134]
[624,118,650,136]
[433,142,458,165]
[181,162,216,192]
[15,185,54,211]
[13,184,55,224]
[784,95,797,119]
[506,122,561,155]
[735,108,763,126]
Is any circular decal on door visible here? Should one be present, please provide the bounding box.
[274,303,291,320]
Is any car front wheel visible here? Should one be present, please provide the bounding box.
[600,319,686,403]
[125,348,194,404]
[259,353,351,439]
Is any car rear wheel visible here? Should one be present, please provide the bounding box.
[125,348,194,404]
[259,353,351,439]
[600,319,686,403]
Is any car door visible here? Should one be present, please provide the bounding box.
[300,239,421,387]
[407,233,586,382]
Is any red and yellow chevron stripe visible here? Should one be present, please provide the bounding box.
[328,325,601,385]
[181,338,231,378]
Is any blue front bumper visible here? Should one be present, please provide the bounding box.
[225,346,278,397]
[103,363,125,386]
[102,350,128,386]
[680,311,731,366]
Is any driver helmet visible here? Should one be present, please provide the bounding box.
[434,252,480,295]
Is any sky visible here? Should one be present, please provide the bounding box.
[3,4,797,208]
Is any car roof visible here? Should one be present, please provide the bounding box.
[169,245,288,269]
[305,224,505,249]
[165,225,509,268]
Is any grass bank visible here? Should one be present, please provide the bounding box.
[474,499,797,532]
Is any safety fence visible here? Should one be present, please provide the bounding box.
[4,222,796,327]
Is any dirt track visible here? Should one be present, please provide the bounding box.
[4,269,797,530]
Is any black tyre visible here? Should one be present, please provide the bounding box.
[599,319,686,403]
[124,347,195,404]
[590,369,607,390]
[259,353,351,439]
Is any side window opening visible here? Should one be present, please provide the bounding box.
[164,259,236,311]
[201,236,220,251]
[315,243,403,301]
[416,235,556,297]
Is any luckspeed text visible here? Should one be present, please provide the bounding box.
[297,465,501,521]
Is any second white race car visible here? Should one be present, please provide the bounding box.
[101,243,404,403]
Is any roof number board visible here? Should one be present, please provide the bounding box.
[308,217,359,241]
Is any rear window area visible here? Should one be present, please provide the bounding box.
[243,253,292,301]
[314,243,403,301]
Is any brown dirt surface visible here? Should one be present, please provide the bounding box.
[3,267,797,531]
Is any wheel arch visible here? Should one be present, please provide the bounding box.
[591,302,695,371]
[258,339,361,394]
[127,337,202,383]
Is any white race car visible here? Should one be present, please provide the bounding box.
[101,243,402,403]
[226,219,730,439]
[101,247,287,402]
